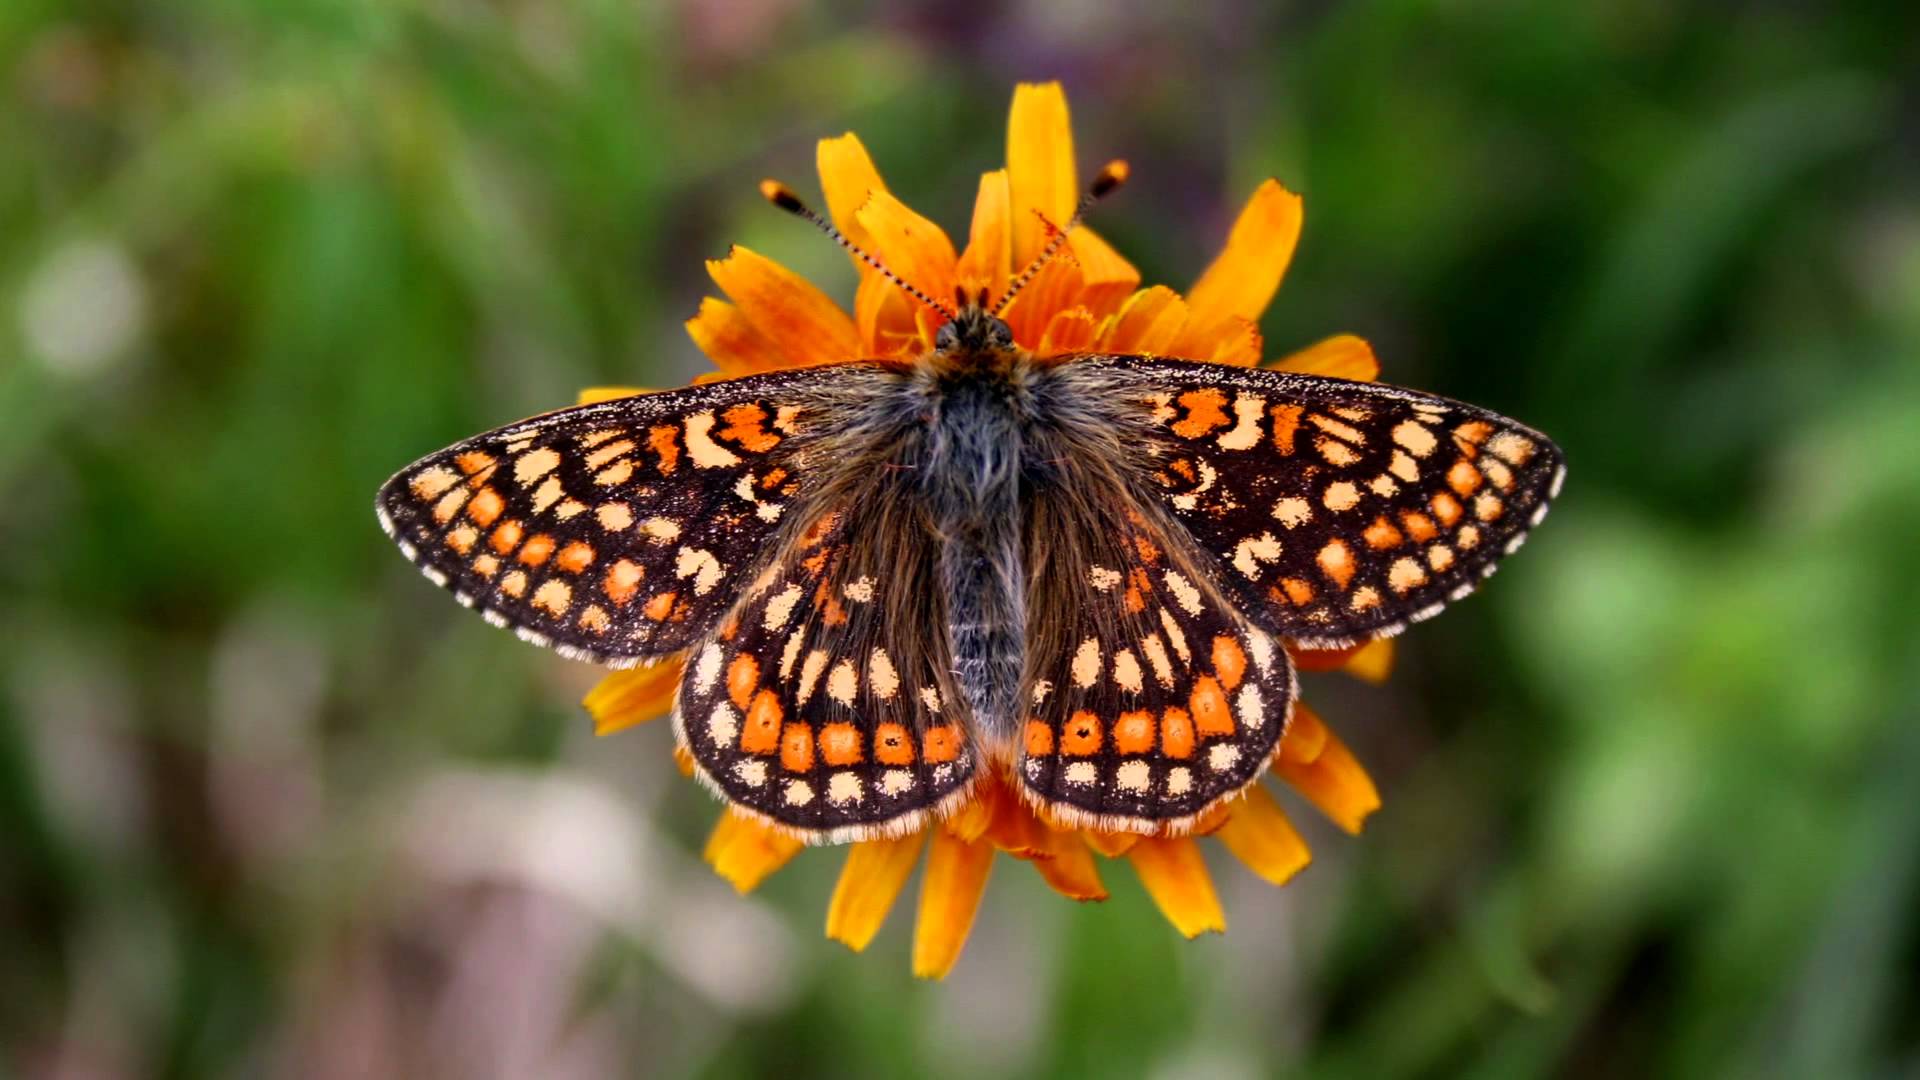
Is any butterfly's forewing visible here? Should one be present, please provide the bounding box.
[375,367,855,663]
[1085,357,1566,648]
[1015,460,1293,833]
[673,494,977,842]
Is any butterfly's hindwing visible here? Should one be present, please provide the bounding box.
[375,367,864,663]
[1015,468,1294,833]
[673,494,977,842]
[1081,356,1566,648]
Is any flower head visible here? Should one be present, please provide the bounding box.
[583,82,1393,977]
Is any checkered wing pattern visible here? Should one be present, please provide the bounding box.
[1016,484,1294,833]
[375,367,851,663]
[1088,357,1566,649]
[673,498,976,842]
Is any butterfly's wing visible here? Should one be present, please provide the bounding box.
[672,491,976,842]
[375,366,865,663]
[1083,356,1566,648]
[1016,448,1294,833]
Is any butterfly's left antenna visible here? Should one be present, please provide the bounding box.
[991,159,1129,317]
[760,180,956,321]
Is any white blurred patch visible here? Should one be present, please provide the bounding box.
[20,238,147,376]
[648,875,801,1015]
[209,601,328,868]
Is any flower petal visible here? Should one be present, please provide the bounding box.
[1001,254,1083,350]
[943,788,996,843]
[855,268,924,358]
[672,745,695,777]
[1081,828,1140,858]
[1214,785,1312,886]
[1101,286,1191,355]
[1065,227,1139,317]
[1006,81,1078,272]
[1274,704,1381,834]
[1342,638,1396,684]
[825,832,926,952]
[685,296,789,376]
[912,829,995,979]
[1288,643,1369,673]
[983,785,1049,858]
[816,133,889,277]
[703,810,803,894]
[855,189,959,325]
[1271,333,1380,382]
[1205,316,1264,367]
[1038,306,1098,356]
[955,169,1012,304]
[707,246,861,368]
[1128,836,1225,937]
[1028,828,1109,902]
[1186,178,1304,331]
[1277,699,1331,765]
[576,386,652,405]
[582,657,684,735]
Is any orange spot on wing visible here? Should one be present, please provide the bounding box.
[518,534,556,566]
[780,722,814,772]
[1455,420,1493,445]
[642,591,677,620]
[1190,676,1233,736]
[648,425,680,474]
[1170,388,1231,439]
[1364,515,1405,550]
[727,654,760,710]
[1113,710,1156,754]
[1275,577,1315,606]
[455,451,494,476]
[1024,719,1055,756]
[1402,510,1441,541]
[1211,637,1248,690]
[719,403,782,453]
[490,520,523,555]
[555,541,595,573]
[819,723,862,765]
[875,723,915,765]
[1269,404,1302,455]
[1430,492,1462,525]
[922,726,961,763]
[1060,712,1103,756]
[1448,459,1482,497]
[739,689,781,754]
[466,487,505,527]
[1161,707,1195,758]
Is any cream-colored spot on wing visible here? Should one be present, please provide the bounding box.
[500,570,528,598]
[1159,609,1190,663]
[1309,412,1366,444]
[868,649,900,701]
[531,475,564,514]
[693,642,723,692]
[1140,633,1174,687]
[1390,449,1420,482]
[1272,497,1312,528]
[1116,760,1151,793]
[1457,524,1482,550]
[1317,538,1355,587]
[784,780,813,806]
[1428,545,1456,572]
[1323,480,1361,512]
[1481,458,1514,491]
[779,628,804,678]
[532,580,572,617]
[1232,532,1281,578]
[555,499,587,519]
[762,583,804,630]
[707,702,738,744]
[596,502,633,531]
[1089,566,1122,592]
[1071,638,1102,688]
[828,772,863,805]
[1316,436,1361,466]
[1167,766,1193,795]
[1369,474,1400,497]
[433,486,470,524]
[1064,761,1097,787]
[1207,744,1241,772]
[410,466,459,500]
[1030,680,1054,706]
[1350,585,1382,612]
[1216,393,1267,450]
[514,448,562,486]
[673,546,724,595]
[1393,420,1438,457]
[797,650,828,705]
[880,770,912,796]
[1235,684,1265,729]
[732,759,766,787]
[1112,649,1144,694]
[1388,556,1429,594]
[1163,571,1203,615]
[1486,431,1535,465]
[1170,459,1217,512]
[683,412,742,468]
[584,440,634,471]
[920,686,942,713]
[826,659,859,705]
[843,576,875,603]
[640,517,680,543]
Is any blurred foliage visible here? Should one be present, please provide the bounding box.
[3,2,1918,1077]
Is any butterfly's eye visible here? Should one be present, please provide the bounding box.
[988,317,1014,348]
[934,321,959,351]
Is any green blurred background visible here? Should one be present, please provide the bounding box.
[5,2,1918,1077]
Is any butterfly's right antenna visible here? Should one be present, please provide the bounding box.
[991,159,1129,317]
[759,180,956,321]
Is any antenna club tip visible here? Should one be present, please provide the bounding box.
[760,179,806,213]
[1092,160,1130,198]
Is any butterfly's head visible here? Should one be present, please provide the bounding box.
[934,290,1015,356]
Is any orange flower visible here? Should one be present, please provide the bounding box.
[582,82,1390,977]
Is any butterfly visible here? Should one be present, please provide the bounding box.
[376,166,1565,844]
